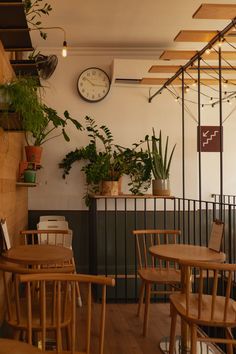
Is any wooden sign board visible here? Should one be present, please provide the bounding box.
[197,126,223,152]
[208,222,224,252]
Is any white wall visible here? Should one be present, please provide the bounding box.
[29,52,236,210]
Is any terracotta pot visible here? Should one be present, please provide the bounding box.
[152,179,170,196]
[101,181,119,196]
[25,146,43,164]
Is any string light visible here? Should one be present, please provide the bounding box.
[175,96,180,102]
[223,80,228,88]
[205,47,212,55]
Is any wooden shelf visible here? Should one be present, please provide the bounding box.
[16,182,37,187]
[193,4,236,20]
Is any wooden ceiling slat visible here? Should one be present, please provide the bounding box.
[174,30,218,42]
[141,77,236,86]
[193,4,236,20]
[160,50,236,60]
[159,50,197,60]
[174,30,236,43]
[149,65,236,74]
[149,65,180,73]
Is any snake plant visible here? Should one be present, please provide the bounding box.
[146,129,176,180]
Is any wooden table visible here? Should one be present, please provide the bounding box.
[149,244,226,354]
[1,244,73,265]
[0,339,46,354]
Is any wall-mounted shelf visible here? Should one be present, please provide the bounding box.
[16,182,37,187]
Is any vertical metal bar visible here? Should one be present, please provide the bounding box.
[115,198,117,301]
[124,198,127,301]
[181,69,185,243]
[173,198,176,229]
[105,198,108,277]
[144,198,147,229]
[164,198,167,228]
[228,205,232,263]
[187,200,190,244]
[193,201,196,246]
[89,198,98,275]
[154,197,157,229]
[205,202,209,246]
[134,198,138,300]
[197,57,202,246]
[219,46,223,220]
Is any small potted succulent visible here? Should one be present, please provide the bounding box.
[145,129,176,196]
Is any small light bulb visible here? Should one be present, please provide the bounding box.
[62,40,67,57]
[192,80,197,87]
[206,48,211,55]
[175,96,179,102]
[227,99,232,105]
[223,80,228,88]
[201,104,204,109]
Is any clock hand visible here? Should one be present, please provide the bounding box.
[93,83,107,87]
[84,77,95,86]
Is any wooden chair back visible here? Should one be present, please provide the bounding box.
[0,260,74,334]
[180,259,236,323]
[20,229,72,249]
[19,273,115,354]
[132,229,181,270]
[39,215,66,222]
[208,220,224,252]
[36,221,72,248]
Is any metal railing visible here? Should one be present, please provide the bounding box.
[89,195,236,301]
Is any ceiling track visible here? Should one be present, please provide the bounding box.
[149,18,236,102]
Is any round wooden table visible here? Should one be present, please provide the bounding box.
[149,244,226,354]
[1,244,73,265]
[149,244,226,264]
[0,339,46,354]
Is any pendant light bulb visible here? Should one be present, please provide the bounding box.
[62,40,67,57]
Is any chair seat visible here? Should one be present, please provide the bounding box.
[138,268,181,284]
[170,293,236,327]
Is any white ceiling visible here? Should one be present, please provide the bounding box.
[30,0,236,83]
[31,0,236,50]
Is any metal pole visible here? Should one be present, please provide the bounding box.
[197,57,202,245]
[181,69,185,243]
[219,46,223,220]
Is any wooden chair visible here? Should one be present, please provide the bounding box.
[0,260,74,339]
[20,229,82,307]
[132,229,181,336]
[19,272,115,354]
[169,260,236,354]
[39,215,66,222]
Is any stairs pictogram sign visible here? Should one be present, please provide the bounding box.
[197,126,223,152]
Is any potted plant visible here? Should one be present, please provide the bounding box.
[0,76,82,163]
[0,76,45,133]
[59,116,152,205]
[25,105,82,163]
[145,129,176,196]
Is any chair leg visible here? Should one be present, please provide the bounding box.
[225,328,233,354]
[190,324,197,354]
[169,304,177,354]
[137,280,145,317]
[143,282,151,337]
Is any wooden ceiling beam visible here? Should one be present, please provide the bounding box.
[141,77,236,86]
[159,50,236,60]
[149,65,236,73]
[174,29,236,42]
[193,4,236,20]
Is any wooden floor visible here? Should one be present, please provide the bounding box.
[88,302,181,354]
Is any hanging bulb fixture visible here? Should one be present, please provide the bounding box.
[62,40,67,57]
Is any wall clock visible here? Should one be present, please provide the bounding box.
[77,67,111,102]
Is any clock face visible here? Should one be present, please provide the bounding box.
[77,67,111,102]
